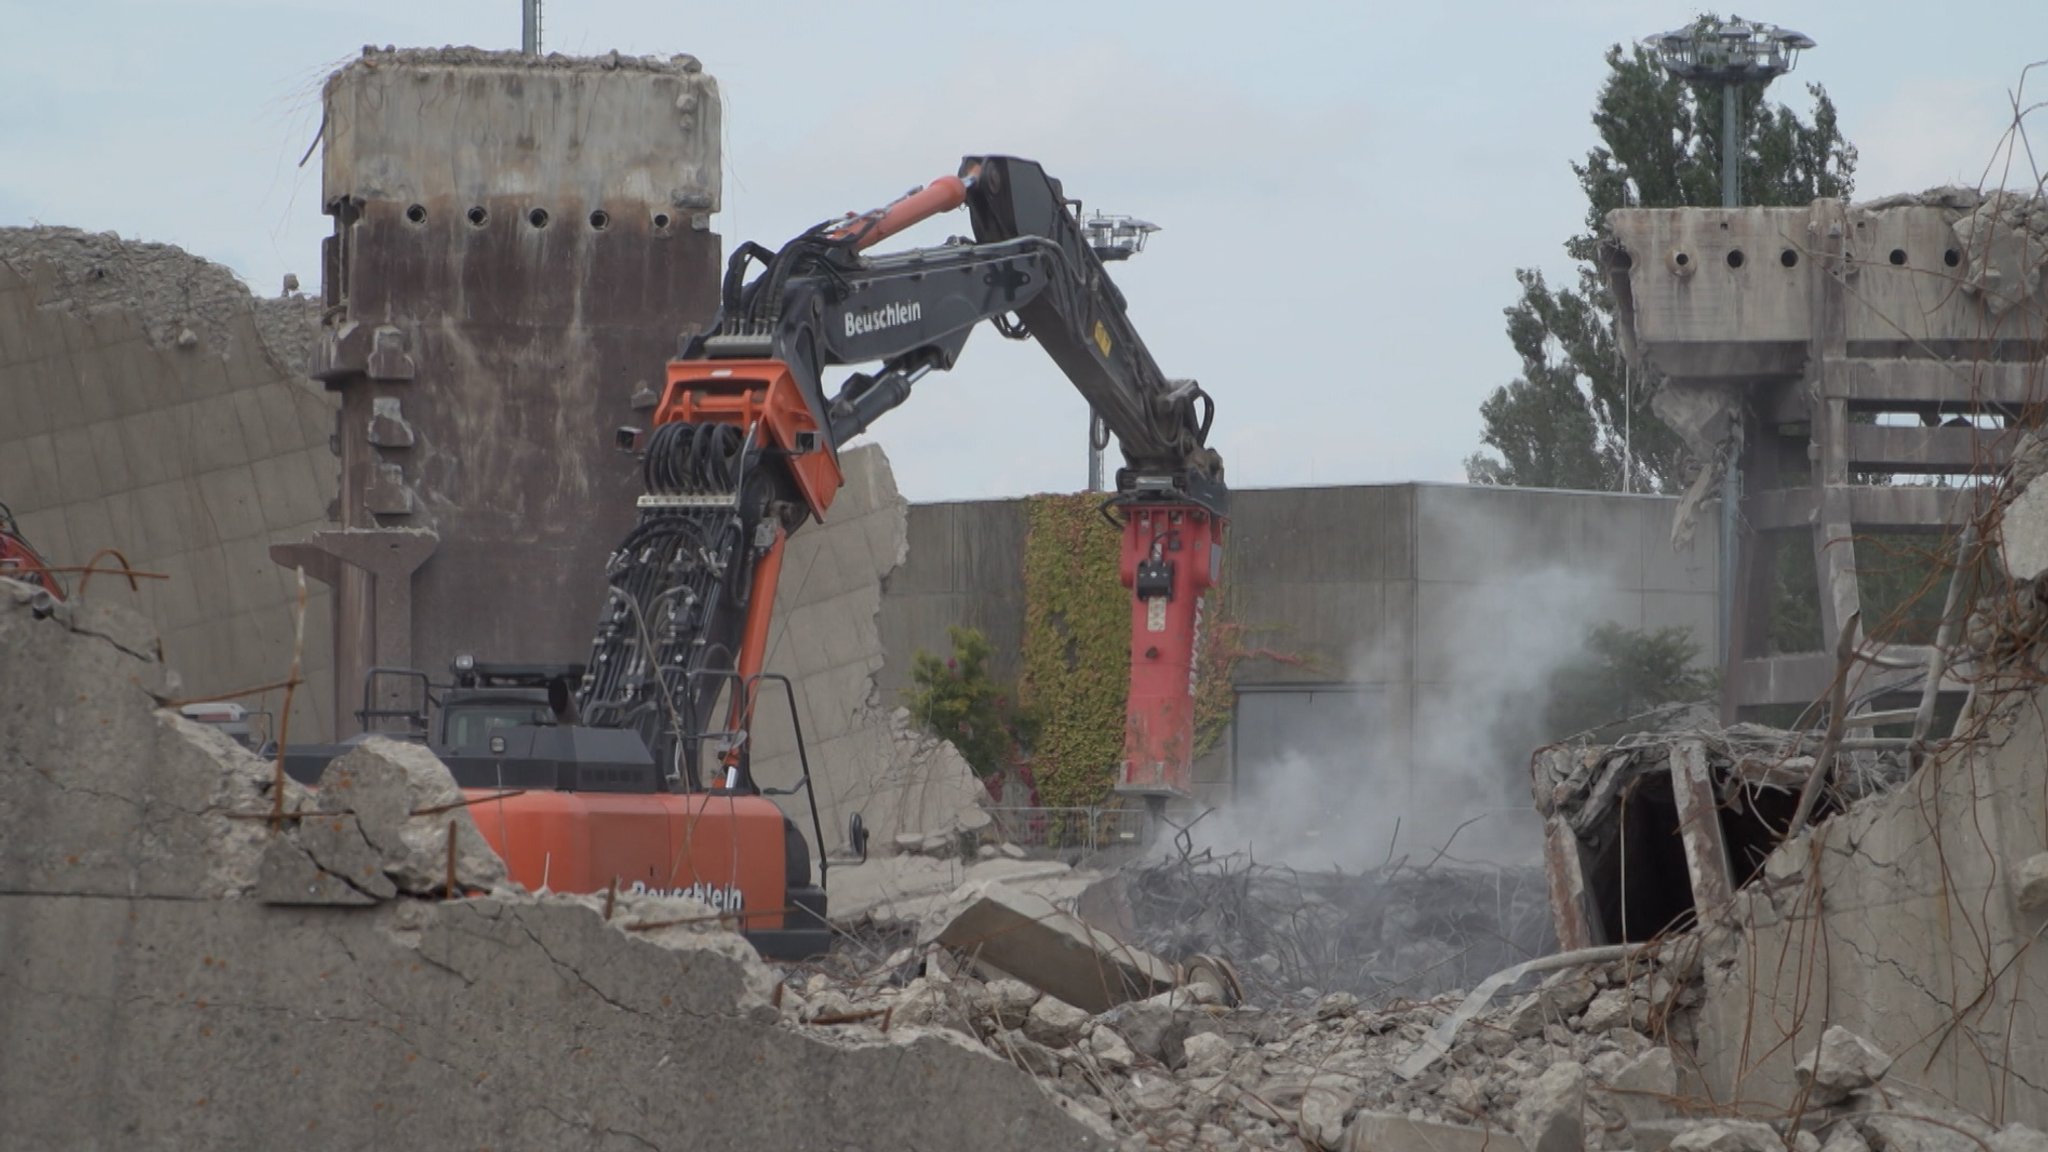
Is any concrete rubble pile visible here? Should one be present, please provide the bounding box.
[1119,849,1556,1005]
[0,580,1111,1150]
[791,922,2048,1151]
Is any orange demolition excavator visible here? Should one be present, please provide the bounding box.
[320,157,1226,959]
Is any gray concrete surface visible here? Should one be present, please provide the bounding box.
[0,582,1104,1151]
[0,230,339,739]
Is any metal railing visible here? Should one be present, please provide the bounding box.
[982,806,1148,856]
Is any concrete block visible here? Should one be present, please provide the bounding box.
[929,881,1176,1013]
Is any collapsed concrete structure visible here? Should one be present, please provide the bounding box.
[1606,188,2048,718]
[0,227,339,737]
[0,581,1108,1150]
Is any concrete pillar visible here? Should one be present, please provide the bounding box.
[290,47,724,731]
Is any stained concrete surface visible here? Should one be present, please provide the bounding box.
[0,581,1103,1151]
[0,229,339,739]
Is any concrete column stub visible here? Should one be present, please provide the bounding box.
[271,527,438,732]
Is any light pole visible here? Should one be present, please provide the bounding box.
[1642,15,1814,675]
[521,0,543,54]
[1081,211,1160,491]
[1642,16,1814,206]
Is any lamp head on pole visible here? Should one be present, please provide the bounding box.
[1642,14,1813,83]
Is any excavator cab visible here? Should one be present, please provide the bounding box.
[282,660,834,960]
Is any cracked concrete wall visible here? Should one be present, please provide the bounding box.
[1690,697,2048,1123]
[0,585,1102,1150]
[0,229,339,739]
[750,444,988,858]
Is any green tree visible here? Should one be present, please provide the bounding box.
[1547,623,1717,737]
[905,626,1037,778]
[1466,27,1857,491]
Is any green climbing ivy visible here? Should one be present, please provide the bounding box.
[1020,495,1129,808]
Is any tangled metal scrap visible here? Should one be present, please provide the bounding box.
[1122,847,1555,1007]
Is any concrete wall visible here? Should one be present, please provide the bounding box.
[881,483,1718,805]
[0,234,338,738]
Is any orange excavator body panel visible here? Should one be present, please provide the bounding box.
[465,788,791,932]
[654,359,842,523]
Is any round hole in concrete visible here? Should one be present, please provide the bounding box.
[467,206,489,227]
[1674,251,1690,267]
[1726,249,1745,269]
[1781,248,1799,268]
[528,208,550,229]
[1945,248,1962,268]
[1611,250,1633,271]
[1889,248,1907,266]
[405,204,427,225]
[589,209,610,231]
[653,212,673,231]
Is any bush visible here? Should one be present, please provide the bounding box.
[1545,622,1716,738]
[906,626,1038,778]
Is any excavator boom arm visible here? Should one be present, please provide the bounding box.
[579,156,1224,801]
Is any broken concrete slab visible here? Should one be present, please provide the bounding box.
[0,587,1109,1151]
[929,880,1178,1013]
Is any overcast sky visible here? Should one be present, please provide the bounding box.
[6,1,2046,502]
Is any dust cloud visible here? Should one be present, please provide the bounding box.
[1179,567,1614,871]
